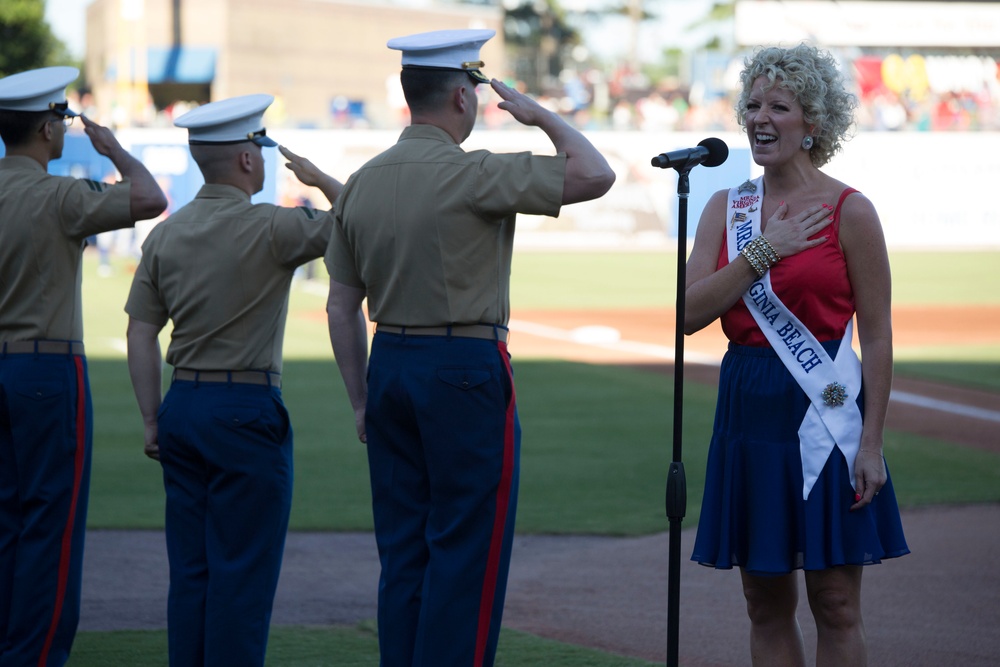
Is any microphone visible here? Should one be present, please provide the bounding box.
[651,137,729,170]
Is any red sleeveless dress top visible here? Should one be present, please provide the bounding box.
[718,188,858,347]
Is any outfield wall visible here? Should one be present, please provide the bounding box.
[56,128,1000,250]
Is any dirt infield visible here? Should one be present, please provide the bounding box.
[81,504,1000,666]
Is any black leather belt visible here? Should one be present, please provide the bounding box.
[376,324,509,343]
[1,340,85,355]
[172,369,281,388]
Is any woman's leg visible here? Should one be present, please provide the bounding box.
[740,569,806,667]
[804,565,866,667]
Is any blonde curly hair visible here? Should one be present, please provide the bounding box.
[736,43,857,168]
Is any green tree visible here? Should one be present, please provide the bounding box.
[503,0,582,94]
[0,0,73,77]
[686,0,735,50]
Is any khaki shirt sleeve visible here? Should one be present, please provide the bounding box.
[472,152,565,220]
[269,206,334,268]
[125,237,170,328]
[57,178,135,240]
[325,207,364,288]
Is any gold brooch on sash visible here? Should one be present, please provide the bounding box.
[738,179,757,194]
[822,382,847,407]
[730,211,746,229]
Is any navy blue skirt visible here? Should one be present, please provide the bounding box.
[691,341,910,575]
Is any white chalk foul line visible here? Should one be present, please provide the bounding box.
[508,319,724,367]
[508,319,1000,424]
[890,391,1000,424]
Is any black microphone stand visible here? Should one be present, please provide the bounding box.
[651,138,727,667]
[665,165,692,667]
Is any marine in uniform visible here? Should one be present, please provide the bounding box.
[324,29,616,667]
[124,94,342,667]
[0,66,166,665]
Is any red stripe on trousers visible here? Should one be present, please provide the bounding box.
[38,356,87,666]
[473,341,517,667]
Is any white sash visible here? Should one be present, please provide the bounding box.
[726,177,863,499]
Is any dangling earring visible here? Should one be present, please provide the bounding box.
[801,136,814,150]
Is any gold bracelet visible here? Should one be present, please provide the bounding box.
[741,244,766,277]
[758,236,780,267]
[759,235,782,264]
[740,236,781,278]
[750,238,767,274]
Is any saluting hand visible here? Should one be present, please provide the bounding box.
[80,115,126,159]
[490,79,550,128]
[280,145,324,188]
[280,145,343,205]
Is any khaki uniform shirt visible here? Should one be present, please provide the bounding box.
[325,124,565,327]
[0,156,133,342]
[126,184,332,373]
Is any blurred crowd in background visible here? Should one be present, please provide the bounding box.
[6,0,994,273]
[62,57,999,135]
[11,0,998,134]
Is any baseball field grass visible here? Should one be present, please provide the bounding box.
[82,249,1000,532]
[70,623,661,666]
[71,248,999,665]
